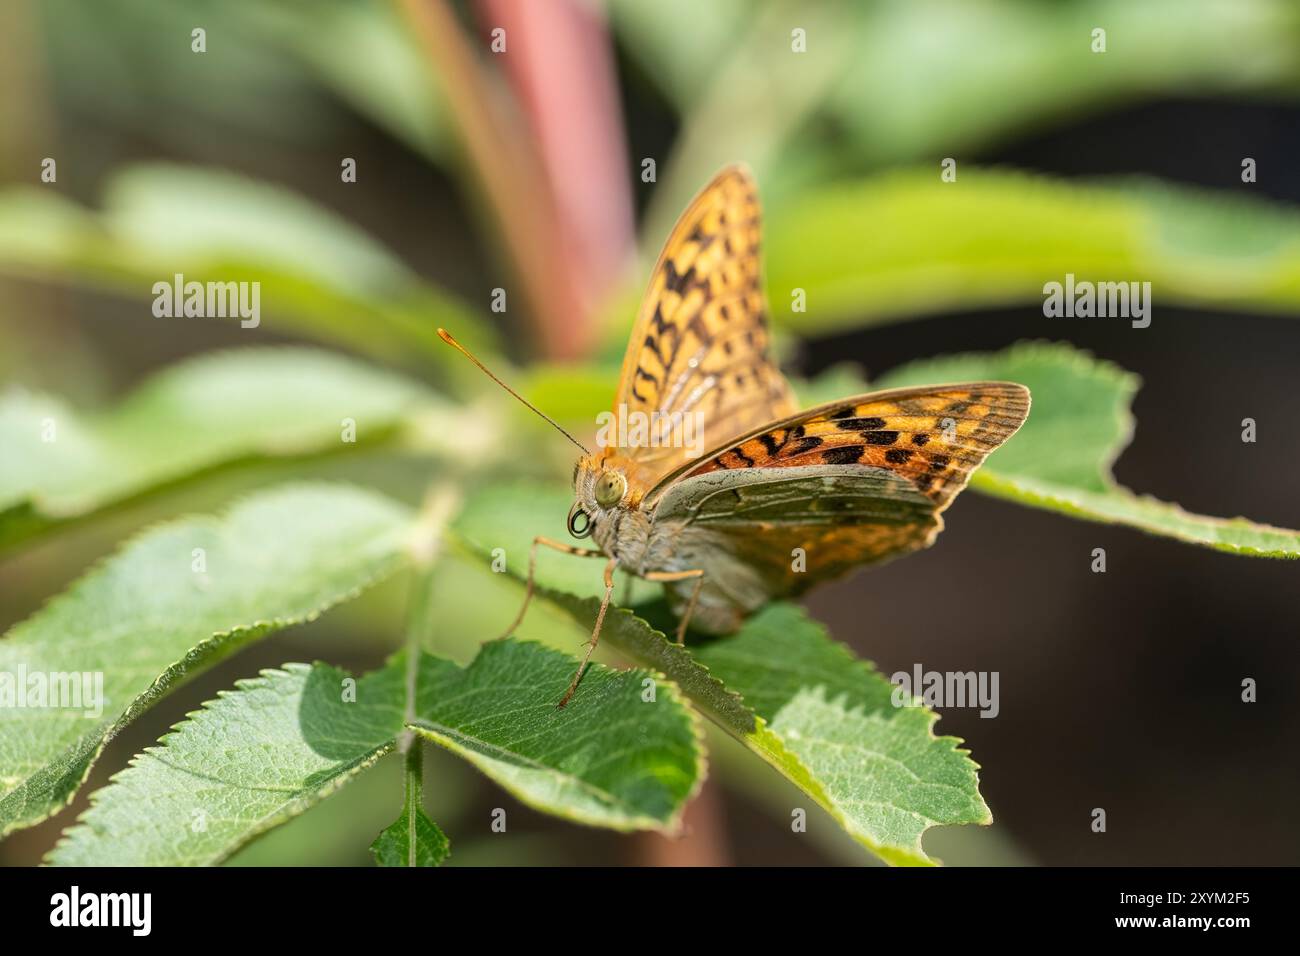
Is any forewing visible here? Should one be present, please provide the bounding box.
[648,382,1031,513]
[605,165,795,490]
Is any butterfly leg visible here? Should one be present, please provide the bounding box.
[501,536,605,641]
[644,568,705,644]
[558,556,619,709]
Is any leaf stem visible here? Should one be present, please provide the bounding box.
[401,483,461,743]
[396,484,460,867]
[401,564,436,748]
[402,742,424,867]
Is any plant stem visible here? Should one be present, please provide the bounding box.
[397,483,460,864]
[400,562,437,750]
[402,741,424,867]
[402,483,460,730]
[395,0,593,360]
[476,0,636,332]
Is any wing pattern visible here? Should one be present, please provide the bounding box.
[675,382,1031,511]
[602,166,795,489]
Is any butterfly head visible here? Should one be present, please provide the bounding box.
[568,455,635,541]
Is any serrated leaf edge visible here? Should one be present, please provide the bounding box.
[0,483,413,837]
[43,662,398,866]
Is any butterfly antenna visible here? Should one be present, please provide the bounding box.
[438,328,591,455]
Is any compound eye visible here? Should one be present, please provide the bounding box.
[567,502,593,538]
[594,471,627,509]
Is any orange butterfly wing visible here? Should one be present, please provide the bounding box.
[600,165,795,492]
[653,382,1031,511]
[645,383,1030,629]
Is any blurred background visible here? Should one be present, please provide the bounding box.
[2,0,1299,865]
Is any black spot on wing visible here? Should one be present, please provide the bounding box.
[822,445,864,465]
[642,334,665,365]
[834,416,886,431]
[661,258,697,293]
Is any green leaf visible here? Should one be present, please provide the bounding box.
[37,0,345,147]
[557,594,985,866]
[635,0,1300,237]
[876,341,1300,557]
[821,0,1300,166]
[0,347,458,551]
[452,486,988,864]
[232,0,448,162]
[693,604,990,861]
[765,170,1300,334]
[46,635,694,864]
[47,660,409,866]
[370,801,450,868]
[0,483,415,837]
[372,639,449,868]
[0,166,489,370]
[410,639,703,832]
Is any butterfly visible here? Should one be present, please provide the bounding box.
[441,165,1030,706]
